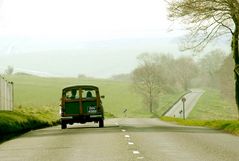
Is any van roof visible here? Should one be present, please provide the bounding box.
[63,85,99,91]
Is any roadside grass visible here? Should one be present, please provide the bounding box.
[161,88,239,135]
[188,88,238,120]
[161,117,239,135]
[0,110,59,143]
[14,106,60,125]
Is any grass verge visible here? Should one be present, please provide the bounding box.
[0,108,59,143]
[161,116,239,136]
[188,88,238,120]
[0,105,116,143]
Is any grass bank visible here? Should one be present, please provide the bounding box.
[0,109,59,143]
[161,88,239,135]
[161,117,239,135]
[188,88,238,120]
[0,106,116,143]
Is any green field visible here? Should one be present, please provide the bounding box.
[0,74,185,141]
[1,75,239,138]
[188,88,238,120]
[4,75,185,118]
[161,89,239,136]
[3,75,238,120]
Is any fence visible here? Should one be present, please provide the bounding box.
[0,76,14,111]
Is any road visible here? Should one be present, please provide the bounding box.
[164,89,204,118]
[1,118,239,161]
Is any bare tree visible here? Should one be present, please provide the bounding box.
[217,54,235,100]
[175,56,198,90]
[199,49,226,87]
[168,0,239,114]
[132,53,162,113]
[158,54,179,92]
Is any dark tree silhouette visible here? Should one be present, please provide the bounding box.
[168,0,239,117]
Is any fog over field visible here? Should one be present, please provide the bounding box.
[0,37,183,77]
[0,0,230,78]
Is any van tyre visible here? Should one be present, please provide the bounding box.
[99,119,104,128]
[61,121,67,129]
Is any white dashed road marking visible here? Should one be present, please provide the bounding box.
[124,135,130,138]
[133,150,140,154]
[121,127,144,160]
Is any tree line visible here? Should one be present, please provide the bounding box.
[167,0,239,116]
[128,49,232,113]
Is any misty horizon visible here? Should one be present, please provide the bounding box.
[0,0,231,78]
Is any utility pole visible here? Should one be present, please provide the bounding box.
[182,97,186,120]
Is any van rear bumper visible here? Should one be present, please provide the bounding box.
[89,114,103,118]
[61,114,103,119]
[61,116,73,120]
[61,114,104,124]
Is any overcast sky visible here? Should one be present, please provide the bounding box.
[0,0,174,39]
[0,0,230,78]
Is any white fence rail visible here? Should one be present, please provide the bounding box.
[0,76,14,111]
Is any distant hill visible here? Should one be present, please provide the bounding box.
[14,72,36,76]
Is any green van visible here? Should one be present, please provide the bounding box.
[60,85,104,129]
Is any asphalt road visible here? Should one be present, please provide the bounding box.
[0,118,239,161]
[164,89,204,118]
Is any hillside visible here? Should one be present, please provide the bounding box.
[4,74,184,117]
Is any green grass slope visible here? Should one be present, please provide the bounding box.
[5,74,184,118]
[161,89,239,135]
[161,117,239,136]
[188,88,238,120]
[0,110,59,142]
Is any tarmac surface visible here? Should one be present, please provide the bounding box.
[0,118,239,161]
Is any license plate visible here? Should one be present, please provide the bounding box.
[88,106,97,113]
